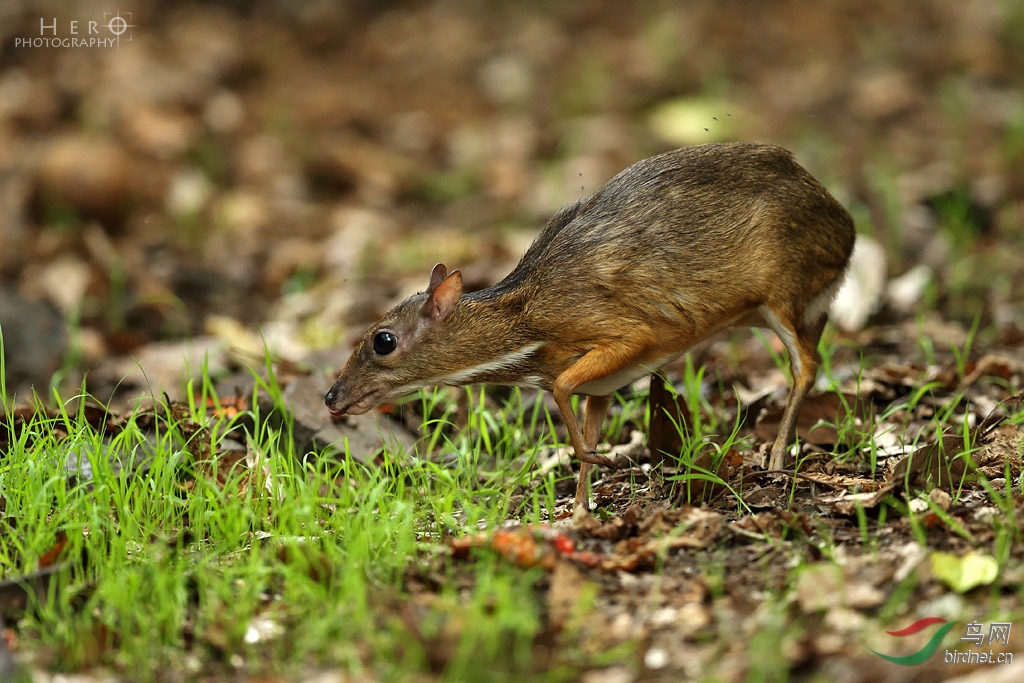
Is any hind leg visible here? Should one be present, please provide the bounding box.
[759,306,828,471]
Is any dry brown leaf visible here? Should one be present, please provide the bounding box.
[731,510,811,539]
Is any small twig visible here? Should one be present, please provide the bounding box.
[755,469,849,491]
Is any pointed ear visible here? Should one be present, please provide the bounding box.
[428,263,448,292]
[423,270,462,322]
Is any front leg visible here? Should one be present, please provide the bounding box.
[552,345,644,514]
[574,395,612,514]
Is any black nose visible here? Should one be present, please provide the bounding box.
[325,384,339,407]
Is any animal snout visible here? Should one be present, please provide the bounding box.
[324,383,340,408]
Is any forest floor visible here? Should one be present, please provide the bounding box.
[1,1,1024,680]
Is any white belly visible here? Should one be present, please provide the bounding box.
[575,353,682,396]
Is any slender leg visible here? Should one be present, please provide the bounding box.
[552,346,644,517]
[574,395,611,513]
[552,345,644,468]
[767,312,828,471]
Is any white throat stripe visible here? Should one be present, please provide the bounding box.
[438,342,544,386]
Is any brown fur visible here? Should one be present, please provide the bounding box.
[326,142,856,511]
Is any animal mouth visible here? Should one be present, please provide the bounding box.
[326,387,386,417]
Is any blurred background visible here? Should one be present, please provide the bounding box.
[1,0,1022,402]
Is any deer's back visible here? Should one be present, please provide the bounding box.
[504,142,855,338]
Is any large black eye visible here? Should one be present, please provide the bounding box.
[373,331,397,356]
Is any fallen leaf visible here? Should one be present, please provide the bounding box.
[451,525,578,570]
[37,531,69,569]
[888,434,971,491]
[931,551,999,593]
